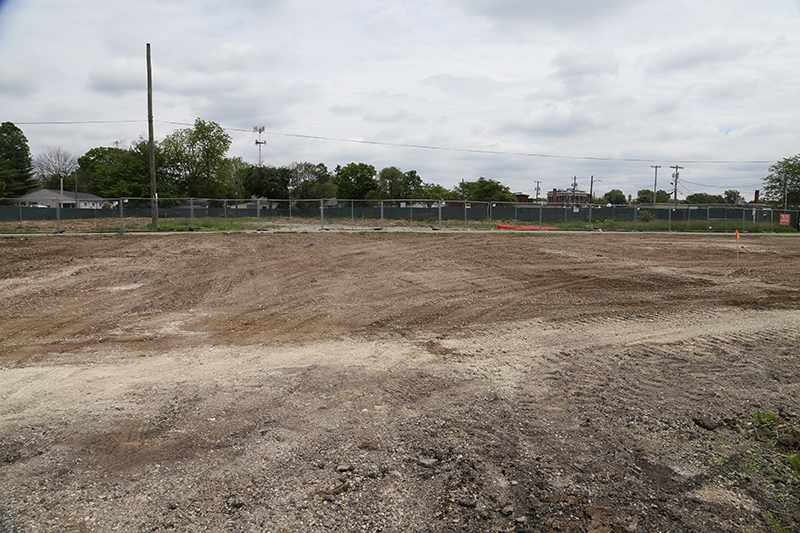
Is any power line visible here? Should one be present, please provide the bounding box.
[15,119,776,165]
[231,128,773,165]
[16,120,143,125]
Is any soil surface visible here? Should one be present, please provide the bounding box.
[1,231,799,533]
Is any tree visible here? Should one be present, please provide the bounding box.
[763,154,800,209]
[0,122,36,198]
[602,189,627,205]
[242,165,291,199]
[684,192,723,204]
[412,182,458,202]
[455,177,516,203]
[290,162,335,199]
[636,189,671,204]
[335,163,378,200]
[77,141,178,200]
[723,189,741,204]
[453,180,477,200]
[374,167,423,199]
[161,118,233,198]
[33,147,78,189]
[229,157,249,200]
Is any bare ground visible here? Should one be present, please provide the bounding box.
[1,231,799,532]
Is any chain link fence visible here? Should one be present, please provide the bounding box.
[1,196,798,234]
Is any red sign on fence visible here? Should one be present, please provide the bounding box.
[780,214,791,226]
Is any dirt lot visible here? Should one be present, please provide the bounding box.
[1,231,799,532]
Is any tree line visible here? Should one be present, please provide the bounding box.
[1,119,517,204]
[2,119,800,207]
[599,188,744,206]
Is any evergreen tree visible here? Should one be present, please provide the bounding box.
[0,122,36,198]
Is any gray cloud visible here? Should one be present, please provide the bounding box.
[644,38,753,75]
[421,74,507,98]
[455,0,643,28]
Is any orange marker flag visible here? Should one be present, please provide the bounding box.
[736,230,740,241]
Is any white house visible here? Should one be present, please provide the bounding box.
[17,189,107,209]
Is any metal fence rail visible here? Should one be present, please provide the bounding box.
[1,197,798,234]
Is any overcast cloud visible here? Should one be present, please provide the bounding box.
[2,0,799,200]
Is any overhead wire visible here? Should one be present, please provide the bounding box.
[14,119,775,166]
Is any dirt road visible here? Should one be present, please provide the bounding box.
[1,232,799,532]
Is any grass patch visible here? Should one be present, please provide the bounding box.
[784,453,800,474]
[754,408,780,428]
[764,511,793,533]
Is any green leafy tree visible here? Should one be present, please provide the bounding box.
[161,118,233,198]
[636,189,671,204]
[453,180,476,200]
[0,122,36,198]
[685,192,724,204]
[763,154,800,208]
[78,141,178,200]
[376,166,405,199]
[602,189,627,205]
[376,167,423,199]
[723,189,741,204]
[242,165,291,199]
[335,162,378,200]
[412,182,458,202]
[455,177,516,203]
[229,157,249,200]
[290,162,335,199]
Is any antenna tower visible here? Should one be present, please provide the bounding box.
[253,126,266,166]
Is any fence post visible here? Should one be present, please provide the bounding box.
[55,197,61,233]
[190,197,195,231]
[289,198,292,231]
[320,199,325,230]
[351,200,355,230]
[707,207,710,232]
[588,203,593,229]
[118,198,124,233]
[256,198,261,231]
[438,199,442,230]
[380,200,384,230]
[224,199,228,231]
[742,207,746,232]
[410,201,413,229]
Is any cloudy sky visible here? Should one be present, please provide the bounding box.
[2,0,799,200]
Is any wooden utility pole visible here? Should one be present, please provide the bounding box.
[670,165,683,205]
[651,165,661,207]
[147,43,158,230]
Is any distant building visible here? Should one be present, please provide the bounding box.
[17,189,106,209]
[547,188,588,206]
[514,192,534,203]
